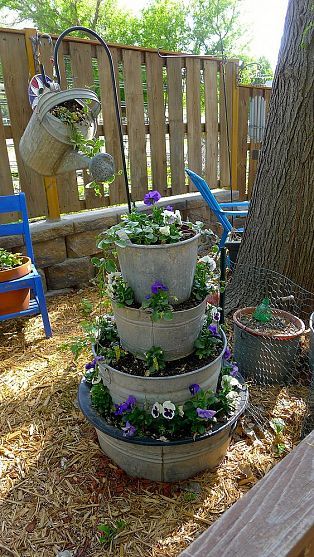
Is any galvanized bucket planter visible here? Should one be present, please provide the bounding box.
[112,298,206,360]
[78,377,248,482]
[233,307,305,384]
[19,88,100,176]
[116,233,200,305]
[96,329,227,405]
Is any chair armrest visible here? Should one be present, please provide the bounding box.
[220,210,248,217]
[219,201,250,208]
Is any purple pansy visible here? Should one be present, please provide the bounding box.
[223,346,232,360]
[196,408,217,420]
[151,281,168,295]
[114,395,137,416]
[144,190,162,206]
[85,355,104,370]
[208,324,221,338]
[230,363,239,376]
[189,383,201,396]
[166,205,174,211]
[122,421,137,437]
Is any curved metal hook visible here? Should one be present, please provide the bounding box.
[53,26,132,213]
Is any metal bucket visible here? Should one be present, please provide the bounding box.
[116,233,200,305]
[78,377,248,482]
[19,88,100,176]
[112,298,206,361]
[233,307,305,384]
[96,329,227,405]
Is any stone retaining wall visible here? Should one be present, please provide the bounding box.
[0,191,237,294]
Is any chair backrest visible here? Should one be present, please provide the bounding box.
[185,169,233,234]
[0,193,35,261]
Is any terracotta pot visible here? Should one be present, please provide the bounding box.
[0,256,31,315]
[233,307,305,384]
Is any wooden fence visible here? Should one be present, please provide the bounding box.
[0,27,272,219]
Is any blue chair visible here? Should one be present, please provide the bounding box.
[185,168,250,248]
[0,193,52,337]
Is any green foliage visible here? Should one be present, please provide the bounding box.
[141,289,173,322]
[98,519,126,546]
[91,382,113,414]
[107,273,135,307]
[270,418,285,435]
[60,314,118,359]
[194,327,223,359]
[0,248,23,271]
[192,254,218,301]
[145,346,166,375]
[80,298,94,317]
[98,206,183,249]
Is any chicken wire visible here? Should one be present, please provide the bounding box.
[225,265,314,438]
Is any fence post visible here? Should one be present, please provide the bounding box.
[24,28,61,221]
[231,62,239,195]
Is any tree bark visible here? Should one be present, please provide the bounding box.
[226,0,314,312]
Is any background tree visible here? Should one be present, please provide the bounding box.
[227,0,314,308]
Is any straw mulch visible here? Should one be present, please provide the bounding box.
[0,288,309,557]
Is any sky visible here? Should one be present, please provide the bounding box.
[121,0,289,70]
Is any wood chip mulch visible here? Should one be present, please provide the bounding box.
[0,287,309,557]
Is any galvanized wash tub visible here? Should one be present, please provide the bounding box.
[116,233,200,305]
[96,329,227,405]
[112,298,206,360]
[233,307,305,384]
[78,377,248,482]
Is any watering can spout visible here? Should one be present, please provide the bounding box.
[57,150,115,182]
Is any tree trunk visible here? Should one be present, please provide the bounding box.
[227,0,314,312]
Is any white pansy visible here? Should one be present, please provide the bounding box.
[91,375,102,385]
[226,391,239,402]
[159,225,171,236]
[162,209,176,224]
[162,400,176,420]
[198,255,216,271]
[158,435,169,442]
[222,375,241,389]
[178,405,184,417]
[174,210,182,225]
[151,402,163,418]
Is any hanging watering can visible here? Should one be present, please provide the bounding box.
[19,87,114,181]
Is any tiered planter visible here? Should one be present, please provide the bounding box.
[97,328,226,406]
[0,256,31,315]
[78,377,248,482]
[112,298,207,360]
[233,307,305,384]
[117,233,200,304]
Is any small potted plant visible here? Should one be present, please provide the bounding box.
[233,298,305,384]
[0,248,31,315]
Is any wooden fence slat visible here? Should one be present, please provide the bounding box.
[122,49,148,201]
[204,60,218,188]
[70,40,105,209]
[186,58,201,190]
[237,87,250,199]
[167,57,185,195]
[0,31,47,218]
[97,45,126,206]
[39,37,81,214]
[219,61,233,188]
[146,52,167,195]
